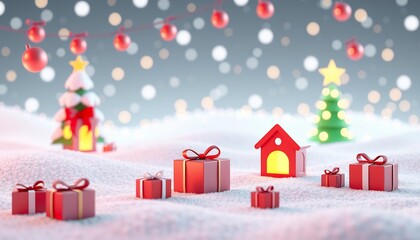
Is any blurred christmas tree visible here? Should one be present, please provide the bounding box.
[51,56,105,151]
[310,59,353,143]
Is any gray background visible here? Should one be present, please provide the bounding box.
[0,0,419,126]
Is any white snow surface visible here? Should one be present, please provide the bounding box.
[59,92,81,108]
[81,92,101,107]
[53,108,66,122]
[65,71,94,91]
[58,91,100,108]
[0,106,420,240]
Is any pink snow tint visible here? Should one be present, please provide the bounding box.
[0,106,420,239]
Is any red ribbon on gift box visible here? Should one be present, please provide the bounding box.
[255,186,276,208]
[15,180,45,215]
[180,145,223,193]
[256,186,274,193]
[324,167,340,175]
[15,180,44,192]
[65,107,94,134]
[354,153,397,191]
[323,168,341,187]
[139,171,167,199]
[52,178,90,191]
[182,145,221,160]
[49,178,90,219]
[143,171,164,180]
[357,153,387,165]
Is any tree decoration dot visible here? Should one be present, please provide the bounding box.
[26,20,46,43]
[70,34,88,55]
[160,21,177,42]
[346,39,364,61]
[332,2,352,22]
[211,10,229,29]
[114,31,131,51]
[256,0,275,20]
[21,44,48,73]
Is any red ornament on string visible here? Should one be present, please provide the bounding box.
[21,44,48,73]
[256,0,275,20]
[346,39,364,61]
[333,2,352,22]
[26,20,46,43]
[160,23,177,41]
[114,32,131,51]
[211,10,229,29]
[70,36,87,55]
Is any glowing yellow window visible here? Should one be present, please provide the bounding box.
[79,125,93,151]
[267,151,289,174]
[63,125,72,139]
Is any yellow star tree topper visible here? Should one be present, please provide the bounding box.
[69,56,89,72]
[318,59,345,86]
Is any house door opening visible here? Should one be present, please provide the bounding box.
[267,151,289,174]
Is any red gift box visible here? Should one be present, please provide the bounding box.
[349,153,398,191]
[46,178,95,220]
[321,167,345,188]
[103,143,116,152]
[174,145,230,194]
[136,171,171,199]
[251,186,280,209]
[12,181,46,215]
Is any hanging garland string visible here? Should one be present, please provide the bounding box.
[2,1,225,40]
[2,0,282,72]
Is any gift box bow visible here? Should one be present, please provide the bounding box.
[324,167,340,175]
[143,171,164,180]
[65,107,94,134]
[256,185,275,193]
[182,145,221,160]
[357,153,387,165]
[52,178,90,191]
[180,145,226,193]
[16,180,44,192]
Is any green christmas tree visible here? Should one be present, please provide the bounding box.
[51,56,105,152]
[310,59,353,143]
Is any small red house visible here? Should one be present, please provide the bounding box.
[255,124,310,178]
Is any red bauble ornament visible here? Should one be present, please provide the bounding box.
[21,44,48,73]
[346,40,364,61]
[160,23,177,41]
[333,2,352,22]
[114,33,131,51]
[27,25,46,43]
[211,10,229,29]
[70,37,87,55]
[256,1,275,20]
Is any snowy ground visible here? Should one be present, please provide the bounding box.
[0,105,419,240]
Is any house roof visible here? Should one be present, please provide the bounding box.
[254,124,300,150]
